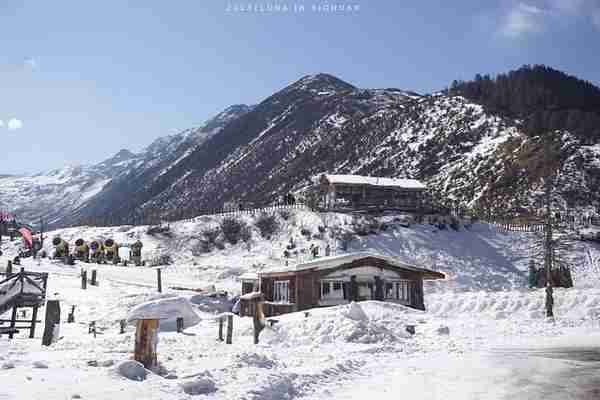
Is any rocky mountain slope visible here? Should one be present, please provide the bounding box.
[0,104,252,226]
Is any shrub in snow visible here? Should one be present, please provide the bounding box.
[339,231,354,251]
[214,238,226,250]
[117,360,147,381]
[255,213,280,238]
[192,240,212,255]
[240,225,252,244]
[201,226,221,245]
[436,326,450,335]
[181,378,217,395]
[300,227,312,238]
[220,217,246,244]
[449,216,461,231]
[279,209,292,221]
[127,296,200,332]
[146,225,171,236]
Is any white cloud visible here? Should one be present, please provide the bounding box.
[0,120,3,128]
[7,118,23,130]
[497,1,600,38]
[499,3,545,37]
[549,0,585,14]
[592,8,600,29]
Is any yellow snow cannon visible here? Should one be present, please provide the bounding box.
[74,238,90,263]
[103,238,120,264]
[89,240,105,263]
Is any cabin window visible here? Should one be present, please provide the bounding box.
[321,281,345,300]
[385,280,411,303]
[273,280,289,303]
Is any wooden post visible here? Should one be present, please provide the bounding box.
[91,270,97,286]
[120,319,126,334]
[253,302,265,345]
[157,268,162,293]
[226,314,233,344]
[67,305,75,323]
[6,260,12,275]
[134,318,159,370]
[8,306,17,339]
[81,270,87,289]
[30,306,39,338]
[176,317,184,333]
[218,317,224,341]
[42,300,60,346]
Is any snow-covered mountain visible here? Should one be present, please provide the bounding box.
[4,68,599,227]
[88,72,599,223]
[0,104,252,226]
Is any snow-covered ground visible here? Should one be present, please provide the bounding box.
[1,210,600,399]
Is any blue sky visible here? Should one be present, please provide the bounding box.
[1,0,599,174]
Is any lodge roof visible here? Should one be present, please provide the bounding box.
[316,174,426,190]
[258,251,445,280]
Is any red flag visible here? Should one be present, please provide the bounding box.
[19,227,33,248]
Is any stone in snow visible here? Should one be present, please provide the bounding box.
[117,360,147,381]
[181,378,217,395]
[437,326,450,335]
[32,361,49,369]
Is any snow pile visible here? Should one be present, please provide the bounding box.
[126,296,200,332]
[263,302,413,346]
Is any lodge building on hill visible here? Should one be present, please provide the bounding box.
[239,252,445,316]
[309,174,430,212]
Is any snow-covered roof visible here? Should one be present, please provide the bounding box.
[317,174,426,190]
[239,272,259,281]
[259,251,444,280]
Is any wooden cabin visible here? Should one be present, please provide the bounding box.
[312,174,428,211]
[242,252,444,317]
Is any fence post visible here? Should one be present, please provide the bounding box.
[226,314,233,344]
[157,268,162,293]
[30,305,39,338]
[176,317,184,333]
[218,317,224,341]
[42,300,61,346]
[91,270,97,286]
[81,270,87,289]
[6,260,12,275]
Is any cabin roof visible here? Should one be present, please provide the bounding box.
[239,272,259,281]
[316,174,426,190]
[259,251,445,280]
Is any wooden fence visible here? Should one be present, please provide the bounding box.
[81,203,312,228]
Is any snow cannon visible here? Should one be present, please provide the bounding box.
[74,238,90,263]
[89,240,105,263]
[103,238,120,264]
[129,240,145,266]
[52,236,69,259]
